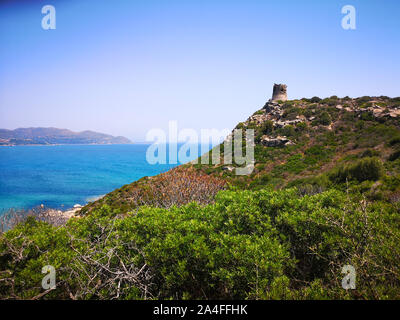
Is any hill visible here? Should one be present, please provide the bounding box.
[0,127,132,146]
[2,92,400,300]
[82,94,400,213]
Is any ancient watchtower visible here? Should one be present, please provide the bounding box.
[271,84,288,102]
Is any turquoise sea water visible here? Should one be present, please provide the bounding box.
[0,144,194,213]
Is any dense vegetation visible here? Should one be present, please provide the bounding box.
[1,95,400,299]
[2,188,399,299]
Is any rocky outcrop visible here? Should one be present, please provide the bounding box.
[248,112,268,125]
[335,102,400,119]
[263,100,284,117]
[274,119,303,128]
[261,135,292,147]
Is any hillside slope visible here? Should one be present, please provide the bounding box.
[0,127,132,145]
[83,95,400,213]
[2,94,400,300]
[195,95,400,193]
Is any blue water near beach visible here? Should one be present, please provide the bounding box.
[0,144,205,213]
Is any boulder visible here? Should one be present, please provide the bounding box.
[261,135,291,147]
[248,113,267,125]
[389,109,400,118]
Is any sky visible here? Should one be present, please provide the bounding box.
[0,0,399,142]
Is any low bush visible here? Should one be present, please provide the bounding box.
[1,188,400,299]
[389,150,400,162]
[310,96,321,103]
[319,111,332,125]
[329,157,384,183]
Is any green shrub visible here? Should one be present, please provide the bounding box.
[389,136,400,146]
[304,145,331,163]
[329,157,384,183]
[282,107,301,120]
[321,98,338,106]
[360,112,374,121]
[303,109,314,118]
[319,111,332,126]
[274,154,307,174]
[253,110,264,115]
[281,125,295,137]
[356,120,365,130]
[360,149,380,158]
[389,150,400,162]
[2,187,400,299]
[260,120,274,134]
[356,96,371,104]
[310,96,321,103]
[259,173,271,184]
[296,122,308,132]
[257,163,266,171]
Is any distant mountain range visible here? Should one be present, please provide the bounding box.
[0,127,133,146]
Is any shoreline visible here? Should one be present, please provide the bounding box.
[47,204,83,220]
[46,194,106,221]
[0,204,83,230]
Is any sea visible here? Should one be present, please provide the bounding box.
[0,144,208,214]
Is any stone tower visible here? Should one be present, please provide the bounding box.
[271,83,288,102]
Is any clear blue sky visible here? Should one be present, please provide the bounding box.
[0,0,399,141]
